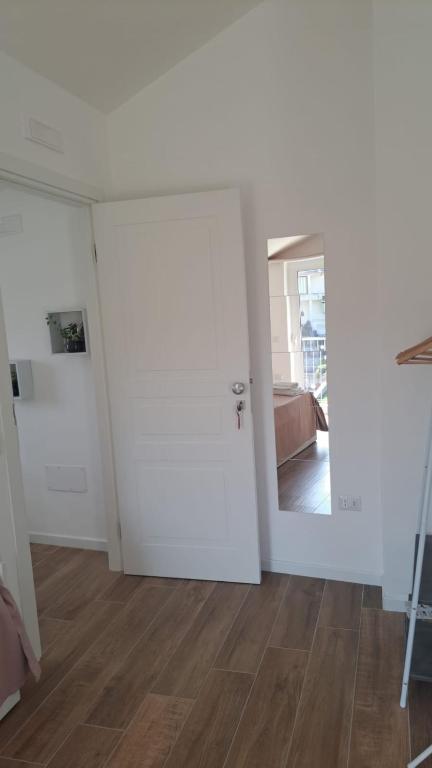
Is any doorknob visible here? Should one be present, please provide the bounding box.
[232,382,245,395]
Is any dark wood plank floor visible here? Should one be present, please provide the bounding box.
[277,432,331,514]
[0,544,425,767]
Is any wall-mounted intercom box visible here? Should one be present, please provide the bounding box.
[9,360,33,400]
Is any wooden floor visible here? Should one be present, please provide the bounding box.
[0,545,428,767]
[278,431,331,514]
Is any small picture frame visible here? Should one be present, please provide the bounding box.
[45,309,89,355]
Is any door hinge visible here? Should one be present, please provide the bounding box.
[117,519,122,540]
[93,243,98,264]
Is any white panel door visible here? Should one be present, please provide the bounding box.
[0,292,40,660]
[93,189,260,582]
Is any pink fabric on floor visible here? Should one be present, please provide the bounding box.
[0,580,40,707]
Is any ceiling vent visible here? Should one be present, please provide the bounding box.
[24,116,64,153]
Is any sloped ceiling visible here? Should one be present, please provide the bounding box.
[0,0,262,112]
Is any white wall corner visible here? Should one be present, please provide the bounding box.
[382,593,408,614]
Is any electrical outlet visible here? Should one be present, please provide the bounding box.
[338,495,362,512]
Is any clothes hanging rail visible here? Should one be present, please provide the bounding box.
[397,336,432,768]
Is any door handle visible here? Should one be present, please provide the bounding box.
[232,382,245,395]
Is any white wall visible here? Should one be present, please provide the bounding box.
[374,1,432,606]
[0,185,106,547]
[107,0,383,585]
[0,51,107,190]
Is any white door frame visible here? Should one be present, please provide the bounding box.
[0,153,123,570]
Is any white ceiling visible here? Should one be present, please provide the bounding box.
[0,0,262,113]
[267,236,311,258]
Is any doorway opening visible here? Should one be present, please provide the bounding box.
[267,234,331,514]
[0,182,108,558]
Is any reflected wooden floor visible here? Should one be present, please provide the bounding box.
[0,545,422,767]
[278,431,331,514]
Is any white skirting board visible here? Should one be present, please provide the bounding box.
[383,594,409,613]
[0,690,20,721]
[27,540,390,601]
[28,532,108,552]
[262,557,382,588]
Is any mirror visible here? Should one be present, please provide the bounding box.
[268,234,331,514]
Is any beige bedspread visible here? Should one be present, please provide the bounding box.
[273,392,317,466]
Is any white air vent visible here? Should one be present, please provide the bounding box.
[0,214,23,237]
[45,465,88,493]
[24,117,64,153]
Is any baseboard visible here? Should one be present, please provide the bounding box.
[28,538,386,591]
[29,532,108,552]
[382,594,408,613]
[262,557,382,587]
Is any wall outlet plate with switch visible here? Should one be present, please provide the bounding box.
[338,495,362,512]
